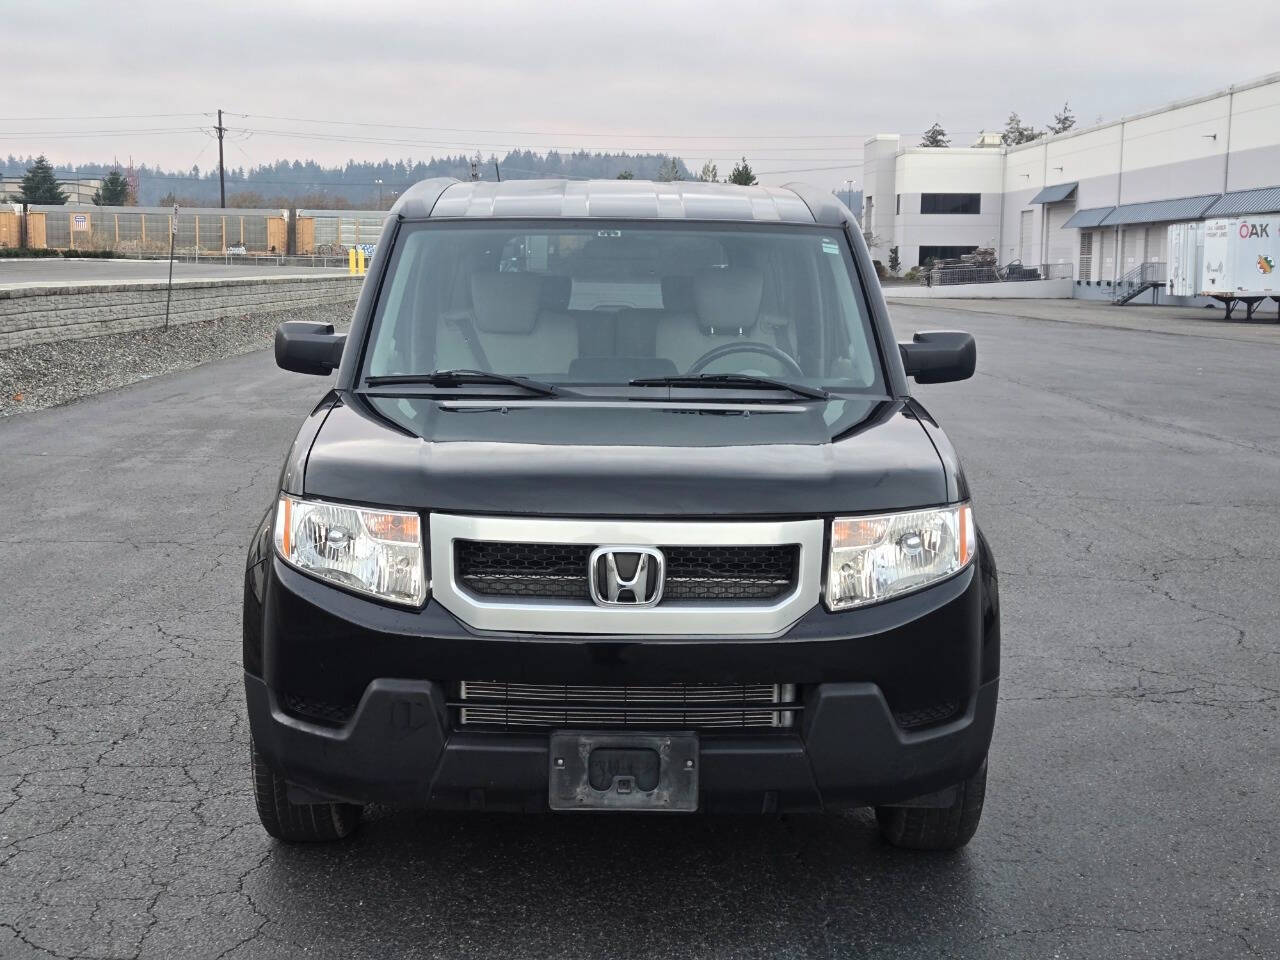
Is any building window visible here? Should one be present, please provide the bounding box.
[919,245,978,265]
[895,194,901,215]
[920,193,981,215]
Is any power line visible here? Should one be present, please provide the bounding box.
[0,128,209,142]
[753,163,863,175]
[0,112,211,122]
[226,111,908,139]
[234,124,864,159]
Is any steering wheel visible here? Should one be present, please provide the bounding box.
[687,341,804,378]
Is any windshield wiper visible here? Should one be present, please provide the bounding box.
[364,369,569,397]
[629,373,829,400]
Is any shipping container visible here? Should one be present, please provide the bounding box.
[1166,222,1204,298]
[1201,217,1280,297]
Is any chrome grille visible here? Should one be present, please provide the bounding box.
[456,681,797,729]
[455,541,798,602]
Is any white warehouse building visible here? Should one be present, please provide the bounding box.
[862,71,1280,293]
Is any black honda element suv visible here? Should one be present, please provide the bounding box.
[244,178,999,850]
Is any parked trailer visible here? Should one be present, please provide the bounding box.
[1166,222,1204,298]
[1202,217,1280,320]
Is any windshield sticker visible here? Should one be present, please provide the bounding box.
[822,239,839,255]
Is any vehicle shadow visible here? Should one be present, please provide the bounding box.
[249,808,988,958]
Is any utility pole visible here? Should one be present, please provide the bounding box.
[374,178,383,208]
[215,109,226,208]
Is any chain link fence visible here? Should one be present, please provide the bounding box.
[919,260,1074,286]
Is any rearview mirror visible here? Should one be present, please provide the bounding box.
[899,330,976,384]
[275,321,346,376]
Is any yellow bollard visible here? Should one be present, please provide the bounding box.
[357,248,367,276]
[348,248,357,275]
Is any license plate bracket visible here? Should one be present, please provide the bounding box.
[548,731,699,812]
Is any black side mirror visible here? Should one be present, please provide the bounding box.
[899,330,976,384]
[275,321,346,376]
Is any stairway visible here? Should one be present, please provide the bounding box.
[1112,262,1167,305]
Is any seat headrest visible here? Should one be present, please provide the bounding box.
[470,273,543,334]
[693,267,763,334]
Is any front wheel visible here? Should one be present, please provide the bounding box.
[251,740,362,842]
[875,758,987,851]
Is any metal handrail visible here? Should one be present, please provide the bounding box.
[1111,261,1167,300]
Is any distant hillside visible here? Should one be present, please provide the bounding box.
[1,151,694,208]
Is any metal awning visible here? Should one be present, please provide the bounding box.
[1062,206,1114,229]
[1204,185,1280,218]
[1098,194,1219,227]
[1030,182,1077,204]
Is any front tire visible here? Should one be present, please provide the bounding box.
[251,740,362,842]
[875,758,987,851]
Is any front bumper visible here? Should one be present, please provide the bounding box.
[244,550,1000,812]
[246,672,998,811]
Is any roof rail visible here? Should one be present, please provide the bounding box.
[390,178,460,219]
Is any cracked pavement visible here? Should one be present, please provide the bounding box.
[2,301,1277,958]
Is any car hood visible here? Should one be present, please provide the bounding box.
[299,393,949,517]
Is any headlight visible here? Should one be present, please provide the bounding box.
[273,494,427,606]
[826,503,974,610]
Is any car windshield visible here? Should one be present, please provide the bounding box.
[362,220,884,395]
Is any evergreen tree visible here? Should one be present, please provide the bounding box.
[20,155,67,204]
[616,170,635,179]
[1047,102,1076,135]
[698,160,719,182]
[727,157,757,186]
[92,171,131,206]
[656,156,683,182]
[888,246,901,275]
[1001,112,1042,146]
[920,122,950,147]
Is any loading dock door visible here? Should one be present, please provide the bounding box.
[1045,203,1076,274]
[1019,210,1033,264]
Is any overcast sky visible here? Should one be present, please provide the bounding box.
[5,0,1278,191]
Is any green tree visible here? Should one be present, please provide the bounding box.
[616,170,635,179]
[1047,102,1076,135]
[1001,112,1042,146]
[698,160,719,182]
[888,246,900,275]
[92,170,131,206]
[656,156,683,182]
[920,122,950,147]
[727,157,757,186]
[20,155,67,204]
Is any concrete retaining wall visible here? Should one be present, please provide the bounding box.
[884,278,1074,300]
[0,275,364,349]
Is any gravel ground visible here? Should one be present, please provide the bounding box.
[0,304,354,416]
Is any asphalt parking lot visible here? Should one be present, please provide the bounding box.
[2,300,1277,959]
[0,258,349,288]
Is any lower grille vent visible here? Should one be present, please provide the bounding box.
[893,700,962,731]
[456,681,797,730]
[280,692,357,727]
